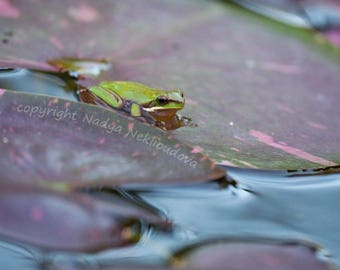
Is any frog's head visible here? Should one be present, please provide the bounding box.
[144,89,185,121]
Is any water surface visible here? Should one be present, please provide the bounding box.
[1,166,339,269]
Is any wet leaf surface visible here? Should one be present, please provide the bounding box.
[0,184,168,252]
[0,90,224,187]
[0,0,339,169]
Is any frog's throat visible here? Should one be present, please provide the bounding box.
[146,107,182,122]
[143,106,182,113]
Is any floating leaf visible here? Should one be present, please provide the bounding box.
[0,0,339,169]
[44,265,184,270]
[0,90,225,187]
[47,58,111,77]
[0,184,168,252]
[173,241,331,270]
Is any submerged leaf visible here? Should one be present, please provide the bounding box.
[173,241,331,270]
[0,185,167,252]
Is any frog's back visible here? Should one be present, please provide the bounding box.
[99,81,163,105]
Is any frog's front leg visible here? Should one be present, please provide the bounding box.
[128,101,165,128]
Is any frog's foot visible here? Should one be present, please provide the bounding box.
[150,115,197,130]
[78,88,97,104]
[78,88,112,108]
[176,114,198,128]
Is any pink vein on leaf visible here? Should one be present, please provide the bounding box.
[250,130,336,166]
[68,4,99,23]
[49,36,64,51]
[0,0,20,18]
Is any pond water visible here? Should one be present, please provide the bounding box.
[0,67,78,101]
[0,166,339,269]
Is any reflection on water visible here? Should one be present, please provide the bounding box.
[0,242,38,270]
[0,68,78,101]
[1,166,340,269]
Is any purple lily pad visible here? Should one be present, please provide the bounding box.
[0,90,224,187]
[0,184,168,252]
[45,266,188,270]
[0,0,339,169]
[44,241,332,269]
[173,241,332,270]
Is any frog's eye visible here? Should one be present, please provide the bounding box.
[157,95,169,105]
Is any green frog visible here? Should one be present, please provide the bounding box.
[78,81,194,130]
